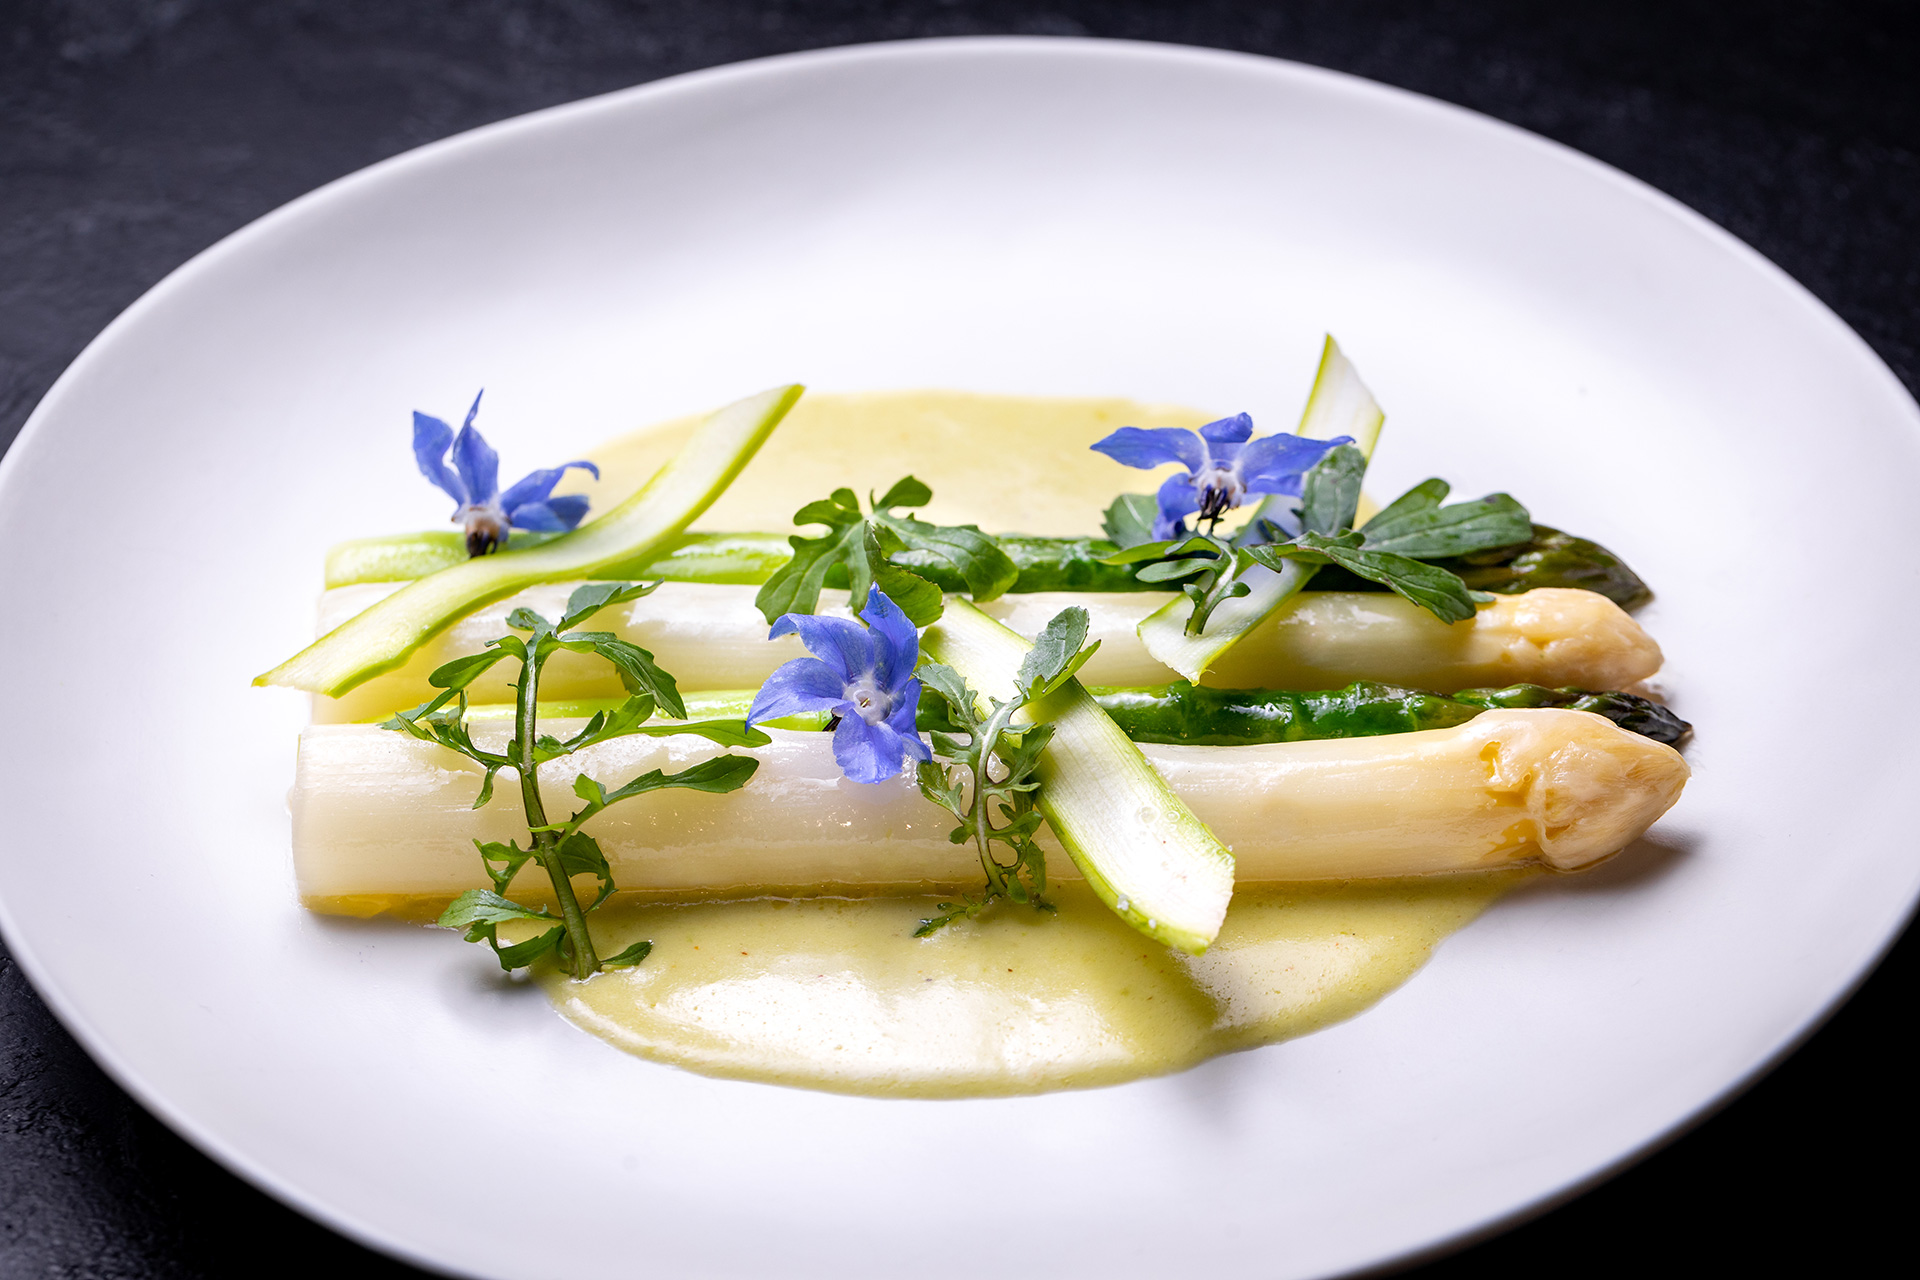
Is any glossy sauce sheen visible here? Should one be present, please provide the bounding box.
[535,393,1517,1093]
[542,881,1514,1096]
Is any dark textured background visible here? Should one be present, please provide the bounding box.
[3,2,1915,1275]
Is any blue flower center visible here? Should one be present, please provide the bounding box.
[457,500,511,557]
[844,674,892,725]
[1194,462,1245,524]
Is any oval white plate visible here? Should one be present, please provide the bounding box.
[2,37,1915,1280]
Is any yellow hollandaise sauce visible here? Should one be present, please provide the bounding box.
[540,879,1516,1097]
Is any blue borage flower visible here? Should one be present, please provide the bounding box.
[748,587,932,785]
[1092,413,1352,540]
[413,391,601,556]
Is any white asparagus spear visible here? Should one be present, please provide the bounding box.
[309,582,1662,723]
[292,708,1688,914]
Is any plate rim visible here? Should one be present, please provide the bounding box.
[2,33,1915,1278]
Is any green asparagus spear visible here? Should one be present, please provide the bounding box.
[324,525,1647,606]
[460,680,1691,747]
[918,680,1690,746]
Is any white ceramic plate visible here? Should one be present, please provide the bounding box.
[3,37,1915,1280]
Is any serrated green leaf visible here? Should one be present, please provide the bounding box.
[600,940,654,969]
[1099,534,1217,567]
[627,718,773,748]
[1298,444,1368,536]
[871,510,1017,601]
[758,477,1012,620]
[1134,556,1217,583]
[872,476,934,511]
[1252,533,1481,624]
[559,634,684,719]
[1017,607,1091,696]
[504,606,551,635]
[1360,481,1532,558]
[1101,493,1160,549]
[590,754,763,812]
[915,661,977,720]
[437,888,550,930]
[492,926,565,970]
[555,831,615,909]
[874,562,945,626]
[476,839,536,894]
[426,649,509,691]
[860,524,944,625]
[559,580,658,632]
[754,519,866,622]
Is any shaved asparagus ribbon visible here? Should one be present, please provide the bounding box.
[1137,336,1386,682]
[257,384,804,698]
[921,598,1235,954]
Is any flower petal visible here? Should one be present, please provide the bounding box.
[767,611,875,684]
[449,393,499,502]
[1152,471,1201,540]
[499,460,600,512]
[412,412,467,506]
[1090,426,1207,474]
[885,678,932,760]
[747,658,854,724]
[857,587,922,696]
[832,714,914,784]
[539,494,590,528]
[506,494,590,532]
[502,501,567,532]
[1199,412,1254,444]
[1237,433,1351,497]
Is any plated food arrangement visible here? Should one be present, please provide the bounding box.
[263,339,1689,1095]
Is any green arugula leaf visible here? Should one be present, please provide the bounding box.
[475,840,537,895]
[1099,534,1216,567]
[555,830,615,909]
[438,888,551,931]
[492,926,565,969]
[755,489,869,622]
[504,606,551,636]
[754,477,1014,624]
[427,648,510,691]
[1016,607,1100,699]
[1101,493,1160,549]
[873,476,933,509]
[600,940,655,968]
[626,718,773,748]
[1360,480,1532,558]
[870,479,1016,601]
[865,526,946,627]
[1134,556,1219,583]
[558,581,659,632]
[573,754,763,817]
[1297,444,1368,536]
[1247,533,1483,624]
[552,633,686,719]
[915,661,976,720]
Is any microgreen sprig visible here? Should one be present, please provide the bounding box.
[911,608,1100,936]
[754,477,1018,627]
[383,581,770,978]
[1102,446,1535,632]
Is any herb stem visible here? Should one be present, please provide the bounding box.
[515,651,599,979]
[972,706,1012,876]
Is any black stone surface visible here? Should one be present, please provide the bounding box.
[2,2,1914,1275]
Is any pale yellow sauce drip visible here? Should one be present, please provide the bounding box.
[541,879,1517,1096]
[525,391,1513,1092]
